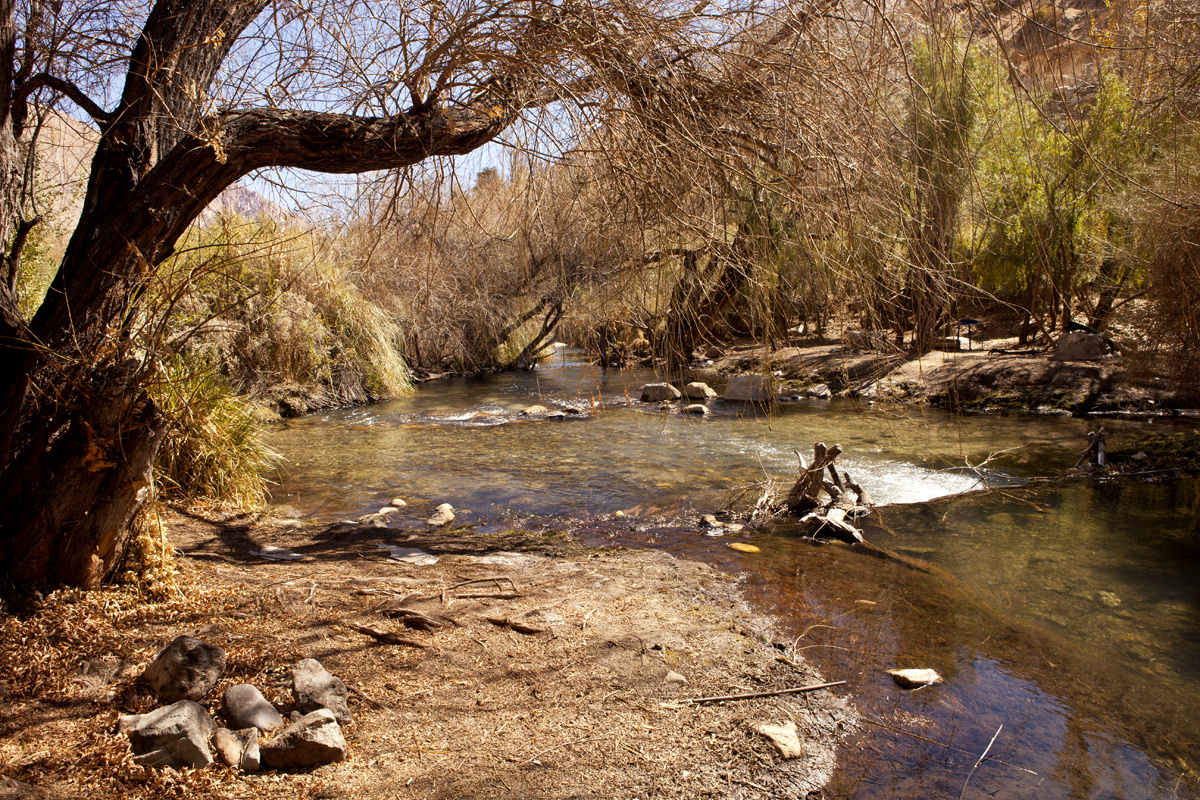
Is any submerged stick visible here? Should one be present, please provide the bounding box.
[681,680,846,704]
[959,724,1004,799]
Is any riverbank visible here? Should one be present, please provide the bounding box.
[0,511,855,799]
[697,338,1183,415]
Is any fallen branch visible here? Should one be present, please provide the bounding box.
[451,576,519,593]
[379,607,456,631]
[344,622,432,649]
[680,680,846,704]
[485,616,546,635]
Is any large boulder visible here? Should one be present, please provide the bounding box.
[222,684,285,732]
[259,710,347,770]
[724,375,773,403]
[640,383,681,402]
[682,382,718,399]
[291,658,352,724]
[1055,331,1110,361]
[123,700,217,768]
[141,636,226,703]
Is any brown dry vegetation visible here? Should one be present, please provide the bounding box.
[0,512,855,799]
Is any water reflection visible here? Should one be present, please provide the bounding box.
[736,481,1200,799]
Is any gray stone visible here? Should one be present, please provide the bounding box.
[259,709,347,770]
[752,721,803,759]
[237,728,261,772]
[640,383,681,402]
[1055,331,1110,361]
[356,511,393,527]
[931,336,969,352]
[705,345,724,359]
[125,700,217,769]
[682,382,718,399]
[222,684,285,732]
[212,727,243,767]
[426,503,455,527]
[388,498,407,508]
[805,383,832,399]
[682,404,709,416]
[887,668,942,689]
[291,659,352,724]
[724,374,773,403]
[141,635,226,703]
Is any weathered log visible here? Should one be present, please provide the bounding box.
[785,442,843,510]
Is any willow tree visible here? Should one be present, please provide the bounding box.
[0,0,831,588]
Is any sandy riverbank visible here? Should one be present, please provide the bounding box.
[0,511,855,799]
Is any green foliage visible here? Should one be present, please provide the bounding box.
[149,356,279,508]
[971,64,1149,317]
[160,218,411,404]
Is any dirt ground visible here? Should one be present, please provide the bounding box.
[0,511,856,800]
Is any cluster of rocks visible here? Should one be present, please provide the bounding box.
[637,377,831,410]
[119,635,351,772]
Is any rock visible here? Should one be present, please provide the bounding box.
[376,506,398,515]
[701,514,723,528]
[141,635,226,703]
[728,542,760,553]
[125,700,217,769]
[261,517,303,529]
[222,684,285,732]
[291,659,352,724]
[682,404,709,416]
[259,709,348,770]
[1055,330,1110,361]
[752,721,803,759]
[563,405,585,414]
[389,498,407,508]
[805,383,832,399]
[356,511,393,527]
[664,670,688,684]
[724,523,744,533]
[426,503,455,527]
[724,375,773,403]
[377,545,439,565]
[249,544,308,560]
[546,411,566,420]
[705,345,724,359]
[1097,591,1121,608]
[683,382,718,399]
[931,337,969,352]
[212,727,243,767]
[887,668,942,689]
[521,404,550,415]
[640,383,682,402]
[237,727,261,772]
[842,330,888,351]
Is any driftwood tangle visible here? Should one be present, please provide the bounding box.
[785,442,872,543]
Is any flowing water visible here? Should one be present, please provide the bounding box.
[267,350,1200,799]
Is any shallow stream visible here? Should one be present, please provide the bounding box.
[267,350,1199,799]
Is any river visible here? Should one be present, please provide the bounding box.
[266,349,1199,799]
